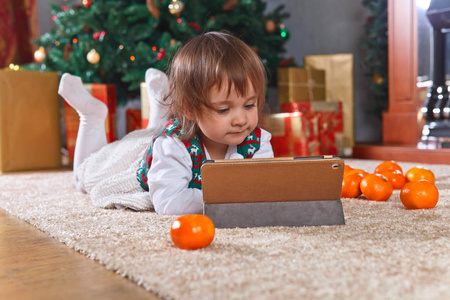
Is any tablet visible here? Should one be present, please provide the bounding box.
[201,156,346,228]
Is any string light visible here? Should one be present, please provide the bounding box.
[130,56,136,61]
[52,16,57,21]
[9,64,20,71]
[279,24,289,39]
[119,45,124,49]
[55,41,60,46]
[152,46,157,51]
[73,38,78,43]
[177,18,182,24]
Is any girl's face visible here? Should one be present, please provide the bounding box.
[196,82,259,153]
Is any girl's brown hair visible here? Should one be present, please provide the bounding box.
[166,31,267,138]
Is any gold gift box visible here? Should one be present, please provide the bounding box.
[0,69,61,173]
[277,67,326,104]
[304,54,354,148]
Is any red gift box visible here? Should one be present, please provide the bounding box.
[126,108,142,133]
[280,101,344,155]
[63,83,117,161]
[261,112,321,157]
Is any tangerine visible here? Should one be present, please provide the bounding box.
[379,170,406,190]
[374,160,403,174]
[341,172,364,198]
[360,173,393,201]
[405,166,435,184]
[400,180,439,209]
[170,214,215,250]
[344,164,354,175]
[345,168,369,178]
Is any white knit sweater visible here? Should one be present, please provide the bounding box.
[76,128,158,211]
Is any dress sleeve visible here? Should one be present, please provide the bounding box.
[253,128,274,158]
[147,135,203,215]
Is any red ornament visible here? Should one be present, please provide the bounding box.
[188,22,201,31]
[62,5,69,11]
[157,48,166,61]
[82,0,92,8]
[279,57,295,67]
[93,31,105,41]
[366,16,375,23]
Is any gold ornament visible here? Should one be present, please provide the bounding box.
[168,0,184,15]
[372,72,383,85]
[34,46,46,63]
[146,0,160,19]
[87,49,100,64]
[265,20,276,33]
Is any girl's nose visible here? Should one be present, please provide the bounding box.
[231,110,247,126]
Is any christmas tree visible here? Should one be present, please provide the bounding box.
[360,0,388,118]
[26,0,290,104]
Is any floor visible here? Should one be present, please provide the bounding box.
[0,209,160,300]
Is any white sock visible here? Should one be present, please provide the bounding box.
[58,73,108,192]
[145,68,170,131]
[59,73,108,118]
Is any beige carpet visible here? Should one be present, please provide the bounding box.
[0,158,449,300]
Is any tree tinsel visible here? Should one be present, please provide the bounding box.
[24,0,290,104]
[360,0,388,118]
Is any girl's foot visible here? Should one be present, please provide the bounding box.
[58,73,108,120]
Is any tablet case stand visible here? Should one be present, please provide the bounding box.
[201,156,346,228]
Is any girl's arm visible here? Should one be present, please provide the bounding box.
[252,128,274,158]
[147,135,203,215]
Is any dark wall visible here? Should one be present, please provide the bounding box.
[265,0,380,143]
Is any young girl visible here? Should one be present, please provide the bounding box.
[58,32,274,215]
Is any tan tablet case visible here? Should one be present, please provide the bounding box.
[201,156,345,228]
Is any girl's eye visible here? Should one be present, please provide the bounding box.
[216,108,229,114]
[245,103,256,109]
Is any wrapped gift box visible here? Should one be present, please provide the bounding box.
[140,82,149,129]
[63,83,117,161]
[261,112,321,157]
[277,67,326,104]
[126,108,142,133]
[280,101,344,155]
[0,69,61,172]
[304,54,354,148]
